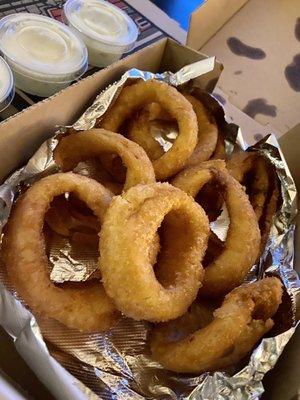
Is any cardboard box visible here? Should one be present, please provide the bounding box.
[188,0,300,137]
[0,4,298,399]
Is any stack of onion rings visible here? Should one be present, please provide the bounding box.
[127,93,219,167]
[150,277,282,373]
[54,128,156,191]
[127,102,168,161]
[100,80,198,180]
[1,76,284,380]
[49,128,156,238]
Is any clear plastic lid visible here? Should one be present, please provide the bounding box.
[0,56,14,112]
[64,0,139,53]
[0,13,88,83]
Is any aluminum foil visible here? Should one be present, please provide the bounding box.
[0,59,299,400]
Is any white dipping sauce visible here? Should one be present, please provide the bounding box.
[64,0,139,67]
[0,13,88,97]
[0,56,14,112]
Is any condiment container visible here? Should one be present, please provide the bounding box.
[63,0,139,67]
[0,56,14,112]
[0,13,88,97]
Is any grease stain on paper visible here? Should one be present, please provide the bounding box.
[243,98,277,118]
[254,133,264,142]
[295,18,300,41]
[285,54,300,91]
[227,37,266,60]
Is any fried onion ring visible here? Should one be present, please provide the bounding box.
[128,94,218,166]
[45,194,100,237]
[52,129,155,241]
[2,172,118,332]
[54,129,155,191]
[172,161,260,297]
[150,277,282,373]
[74,159,123,195]
[45,189,161,260]
[227,151,268,220]
[100,80,198,180]
[211,134,226,159]
[127,103,166,161]
[227,151,279,254]
[184,94,218,166]
[259,175,279,253]
[45,195,77,237]
[99,183,209,322]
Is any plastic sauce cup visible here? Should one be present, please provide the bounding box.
[63,0,139,68]
[0,56,14,112]
[0,13,88,97]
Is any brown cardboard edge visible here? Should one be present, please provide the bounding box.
[0,37,223,182]
[0,38,168,129]
[0,38,168,181]
[160,39,223,78]
[187,0,249,50]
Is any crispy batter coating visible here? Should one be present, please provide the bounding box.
[172,161,261,297]
[54,129,155,191]
[128,102,166,161]
[2,173,118,332]
[184,94,218,166]
[227,151,268,220]
[227,151,279,254]
[45,195,100,237]
[150,277,282,373]
[211,134,226,159]
[100,80,198,180]
[99,183,209,322]
[128,94,218,166]
[52,129,156,239]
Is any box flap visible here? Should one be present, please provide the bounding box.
[187,0,248,50]
[200,0,300,135]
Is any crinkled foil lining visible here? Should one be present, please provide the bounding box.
[0,59,299,400]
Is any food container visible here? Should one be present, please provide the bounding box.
[0,13,88,97]
[0,56,14,112]
[63,0,139,67]
[0,38,298,400]
[0,0,299,396]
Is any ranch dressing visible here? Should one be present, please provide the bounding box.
[0,13,88,97]
[0,56,14,111]
[64,0,138,67]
